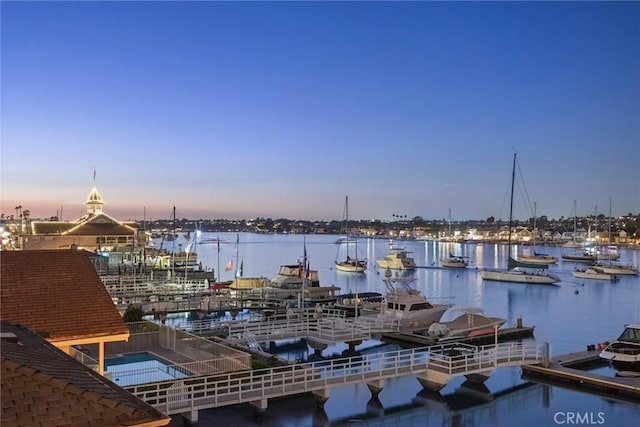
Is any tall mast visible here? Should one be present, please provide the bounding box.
[507,153,516,263]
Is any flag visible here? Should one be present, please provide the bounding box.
[306,259,310,279]
[225,259,234,271]
[217,236,220,253]
[239,260,243,277]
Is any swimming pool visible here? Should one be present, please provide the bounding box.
[105,352,189,386]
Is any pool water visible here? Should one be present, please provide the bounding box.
[105,352,189,386]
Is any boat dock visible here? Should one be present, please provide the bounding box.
[382,325,535,347]
[521,349,640,401]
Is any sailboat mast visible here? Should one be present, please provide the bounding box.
[172,206,176,279]
[508,153,516,262]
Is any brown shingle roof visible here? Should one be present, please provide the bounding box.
[0,249,128,340]
[1,322,170,427]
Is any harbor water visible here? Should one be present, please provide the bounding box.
[163,233,640,426]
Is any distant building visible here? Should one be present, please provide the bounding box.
[18,181,141,253]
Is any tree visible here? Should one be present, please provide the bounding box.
[123,304,144,323]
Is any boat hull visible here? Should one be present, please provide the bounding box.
[480,269,559,284]
[572,269,618,281]
[440,259,468,268]
[593,265,639,276]
[518,255,558,265]
[335,261,366,273]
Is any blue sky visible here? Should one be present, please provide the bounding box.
[1,1,639,222]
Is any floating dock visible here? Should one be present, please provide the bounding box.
[382,325,535,347]
[522,348,640,401]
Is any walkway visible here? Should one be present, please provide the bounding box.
[124,341,545,420]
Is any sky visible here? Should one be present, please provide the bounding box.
[1,1,639,222]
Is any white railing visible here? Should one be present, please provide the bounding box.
[125,342,545,414]
[224,316,397,345]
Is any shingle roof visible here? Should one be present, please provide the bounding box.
[0,249,128,340]
[1,322,170,427]
[31,213,136,236]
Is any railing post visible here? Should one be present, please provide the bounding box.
[542,342,550,367]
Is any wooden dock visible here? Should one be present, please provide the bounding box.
[522,349,640,401]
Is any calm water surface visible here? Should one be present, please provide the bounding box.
[163,233,640,426]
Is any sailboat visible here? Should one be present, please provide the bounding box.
[480,154,560,285]
[561,201,597,262]
[592,198,639,276]
[518,202,558,265]
[335,196,367,273]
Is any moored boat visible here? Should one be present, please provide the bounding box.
[427,307,507,342]
[440,254,469,268]
[572,267,618,281]
[360,276,450,332]
[592,262,639,276]
[561,251,597,262]
[335,196,367,273]
[600,324,640,377]
[518,252,558,265]
[376,246,416,270]
[480,154,560,285]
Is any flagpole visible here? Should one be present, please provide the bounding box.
[216,235,220,284]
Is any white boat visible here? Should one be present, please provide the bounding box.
[592,262,639,276]
[270,264,321,288]
[572,267,619,281]
[440,254,468,268]
[597,246,620,261]
[600,324,640,377]
[246,241,341,306]
[480,154,560,285]
[334,196,367,273]
[518,202,557,265]
[376,245,416,270]
[519,252,558,265]
[360,276,450,332]
[427,307,507,341]
[561,251,597,262]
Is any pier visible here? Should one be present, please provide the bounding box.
[522,349,640,401]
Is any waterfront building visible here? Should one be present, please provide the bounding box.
[16,181,141,254]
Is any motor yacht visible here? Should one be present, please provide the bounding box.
[376,246,416,270]
[427,307,506,342]
[600,324,640,377]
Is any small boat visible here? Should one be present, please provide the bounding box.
[597,249,620,261]
[440,254,469,268]
[335,196,367,273]
[518,252,558,265]
[376,246,416,270]
[427,307,507,341]
[517,202,558,265]
[198,237,230,245]
[332,292,383,317]
[561,251,597,262]
[599,324,640,377]
[592,262,639,276]
[360,276,450,332]
[335,256,367,273]
[572,267,619,281]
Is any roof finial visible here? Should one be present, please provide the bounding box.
[93,167,96,187]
